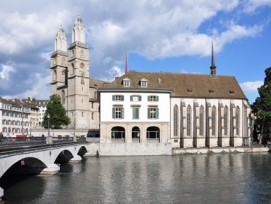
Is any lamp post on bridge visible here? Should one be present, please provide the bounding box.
[47,113,52,144]
[21,105,24,137]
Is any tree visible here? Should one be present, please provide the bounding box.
[42,94,70,129]
[251,67,271,145]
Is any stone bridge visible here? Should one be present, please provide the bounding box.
[0,143,88,200]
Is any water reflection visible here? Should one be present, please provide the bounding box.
[3,153,271,204]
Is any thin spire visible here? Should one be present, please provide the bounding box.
[210,36,216,77]
[125,53,128,74]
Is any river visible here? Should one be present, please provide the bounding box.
[3,153,271,204]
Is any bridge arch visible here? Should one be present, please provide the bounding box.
[0,144,88,200]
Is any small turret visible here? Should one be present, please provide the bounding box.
[54,25,67,52]
[72,14,86,43]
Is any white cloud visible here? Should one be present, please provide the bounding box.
[244,0,271,12]
[0,0,268,100]
[240,81,263,93]
[99,65,124,82]
[0,64,15,80]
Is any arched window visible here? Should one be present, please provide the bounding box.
[72,63,75,75]
[62,90,65,104]
[187,105,191,136]
[199,105,204,136]
[111,126,125,141]
[212,106,216,135]
[132,126,140,140]
[173,105,178,136]
[53,70,57,81]
[224,106,228,135]
[146,126,160,142]
[236,106,240,135]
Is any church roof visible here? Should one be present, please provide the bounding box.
[89,79,109,88]
[100,71,247,100]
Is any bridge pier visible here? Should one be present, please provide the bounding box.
[40,164,60,175]
[70,155,82,163]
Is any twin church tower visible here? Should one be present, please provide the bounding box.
[50,15,94,130]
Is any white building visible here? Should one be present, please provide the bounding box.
[98,63,250,154]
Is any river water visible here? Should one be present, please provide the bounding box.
[3,153,271,204]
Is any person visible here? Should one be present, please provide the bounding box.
[0,132,3,137]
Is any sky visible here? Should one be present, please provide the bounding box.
[0,0,271,103]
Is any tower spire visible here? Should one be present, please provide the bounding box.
[210,36,216,77]
[125,53,128,74]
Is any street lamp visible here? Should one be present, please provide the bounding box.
[47,113,52,144]
[21,105,24,137]
[29,100,32,137]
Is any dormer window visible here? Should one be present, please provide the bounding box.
[123,78,130,87]
[140,78,148,87]
[229,90,235,95]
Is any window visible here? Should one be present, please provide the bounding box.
[174,105,178,136]
[52,70,57,81]
[148,106,159,119]
[112,106,124,119]
[140,78,148,87]
[148,95,159,102]
[123,78,130,87]
[187,105,191,136]
[224,106,228,135]
[212,106,216,135]
[112,95,124,101]
[130,95,142,102]
[199,105,204,136]
[132,107,140,119]
[236,106,240,135]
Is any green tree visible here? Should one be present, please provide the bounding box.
[42,94,70,129]
[251,67,271,145]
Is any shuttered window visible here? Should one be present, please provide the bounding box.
[148,107,159,119]
[112,107,124,119]
[112,95,124,101]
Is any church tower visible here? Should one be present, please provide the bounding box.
[50,25,68,97]
[67,15,90,129]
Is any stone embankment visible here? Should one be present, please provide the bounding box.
[172,146,270,155]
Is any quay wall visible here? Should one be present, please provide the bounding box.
[172,147,270,155]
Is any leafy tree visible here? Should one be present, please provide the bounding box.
[42,94,70,129]
[251,67,271,145]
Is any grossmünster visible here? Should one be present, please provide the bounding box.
[50,16,250,154]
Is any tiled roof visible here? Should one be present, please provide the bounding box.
[89,79,109,88]
[100,71,247,99]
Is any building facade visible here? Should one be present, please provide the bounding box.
[0,98,36,137]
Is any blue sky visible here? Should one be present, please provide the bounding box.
[0,0,271,103]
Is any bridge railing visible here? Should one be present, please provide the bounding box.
[0,135,86,148]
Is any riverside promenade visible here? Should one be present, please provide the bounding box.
[172,145,270,155]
